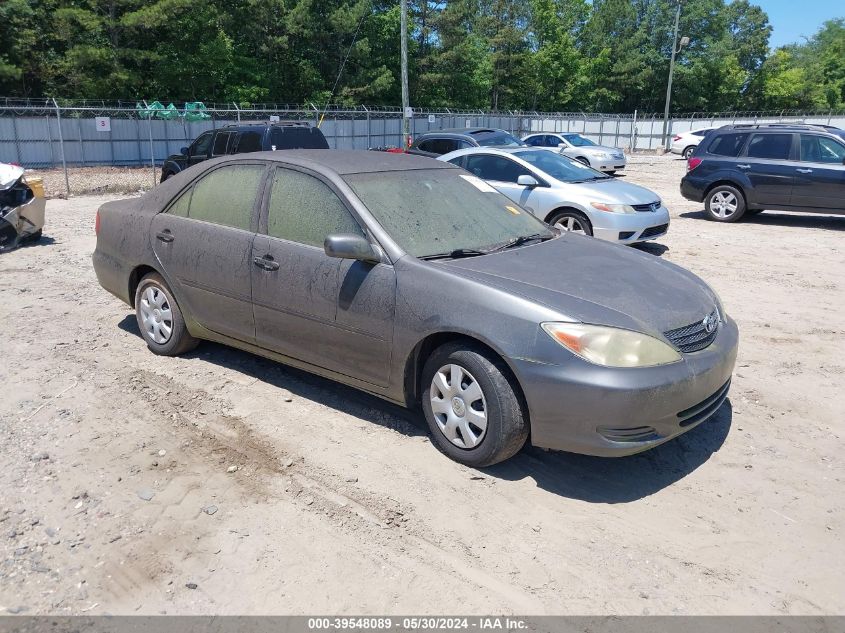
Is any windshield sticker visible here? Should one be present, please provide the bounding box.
[505,205,521,215]
[460,174,498,193]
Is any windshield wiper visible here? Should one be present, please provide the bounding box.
[488,232,554,252]
[418,248,490,261]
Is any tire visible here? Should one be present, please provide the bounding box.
[160,170,174,183]
[22,229,42,243]
[134,272,199,356]
[547,209,593,236]
[575,156,590,166]
[682,146,696,159]
[704,184,746,222]
[421,342,528,467]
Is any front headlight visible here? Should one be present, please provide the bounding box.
[541,322,682,368]
[590,201,636,214]
[595,152,611,159]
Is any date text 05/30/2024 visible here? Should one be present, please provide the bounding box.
[307,617,529,630]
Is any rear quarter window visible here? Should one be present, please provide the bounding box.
[707,132,749,157]
[235,131,263,153]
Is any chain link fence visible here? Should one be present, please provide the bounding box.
[2,98,844,197]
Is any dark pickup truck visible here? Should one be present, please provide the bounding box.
[160,121,329,182]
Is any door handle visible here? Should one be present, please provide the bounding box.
[796,168,813,173]
[253,255,280,271]
[156,230,174,243]
[737,164,751,169]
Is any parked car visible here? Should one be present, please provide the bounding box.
[681,124,845,222]
[439,147,669,244]
[522,132,626,173]
[94,150,737,467]
[160,121,329,182]
[407,128,525,158]
[0,162,45,251]
[670,128,716,159]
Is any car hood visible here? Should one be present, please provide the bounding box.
[552,177,660,204]
[442,235,717,336]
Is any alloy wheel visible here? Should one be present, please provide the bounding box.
[139,285,174,344]
[554,216,587,234]
[429,364,488,449]
[710,191,739,218]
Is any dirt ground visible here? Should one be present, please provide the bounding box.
[1,154,843,616]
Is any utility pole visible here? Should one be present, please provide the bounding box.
[662,0,688,150]
[400,0,410,149]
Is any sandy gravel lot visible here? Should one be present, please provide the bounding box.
[1,154,843,616]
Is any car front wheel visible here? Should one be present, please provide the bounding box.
[421,343,528,467]
[705,185,746,222]
[135,273,199,356]
[548,209,593,236]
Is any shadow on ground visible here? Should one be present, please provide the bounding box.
[631,241,669,257]
[118,314,731,504]
[681,209,845,231]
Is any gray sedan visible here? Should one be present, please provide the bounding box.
[523,132,627,172]
[439,147,669,244]
[93,151,737,467]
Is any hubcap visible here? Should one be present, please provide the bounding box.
[139,285,173,344]
[710,191,738,218]
[554,216,586,234]
[429,364,487,449]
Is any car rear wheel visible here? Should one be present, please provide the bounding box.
[134,273,199,356]
[705,185,746,222]
[421,343,528,467]
[682,146,696,159]
[548,210,593,236]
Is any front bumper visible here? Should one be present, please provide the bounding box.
[591,206,670,244]
[511,316,739,457]
[594,157,627,172]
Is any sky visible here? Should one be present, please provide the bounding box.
[759,0,844,48]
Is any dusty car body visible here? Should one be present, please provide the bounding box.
[93,151,737,467]
[0,163,45,251]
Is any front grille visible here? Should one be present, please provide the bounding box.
[677,380,731,428]
[640,223,669,239]
[664,308,719,353]
[632,201,660,213]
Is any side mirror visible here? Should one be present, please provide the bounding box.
[324,234,380,263]
[557,143,566,148]
[180,146,189,156]
[517,174,539,187]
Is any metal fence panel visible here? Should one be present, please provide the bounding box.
[1,99,844,195]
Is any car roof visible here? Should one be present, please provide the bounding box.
[717,123,840,134]
[438,146,540,161]
[221,121,313,129]
[214,149,453,175]
[415,128,515,141]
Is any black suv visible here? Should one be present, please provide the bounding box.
[680,124,845,222]
[160,121,329,182]
[407,128,525,157]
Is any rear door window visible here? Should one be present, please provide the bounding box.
[707,132,748,157]
[187,164,264,231]
[464,154,531,183]
[265,168,363,247]
[746,133,793,160]
[212,132,234,156]
[800,134,845,164]
[418,138,459,154]
[235,131,263,153]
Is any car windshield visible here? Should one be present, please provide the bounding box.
[473,132,525,147]
[513,150,608,182]
[562,134,596,147]
[343,169,554,258]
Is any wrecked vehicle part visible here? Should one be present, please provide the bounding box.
[0,163,46,251]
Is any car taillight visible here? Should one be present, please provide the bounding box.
[673,135,681,141]
[95,210,100,235]
[687,157,702,171]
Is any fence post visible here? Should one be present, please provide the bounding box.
[11,113,21,165]
[52,98,70,196]
[363,105,370,149]
[233,103,240,122]
[144,100,155,187]
[631,109,637,152]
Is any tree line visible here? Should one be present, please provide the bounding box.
[0,0,843,113]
